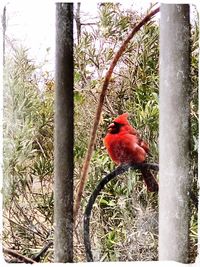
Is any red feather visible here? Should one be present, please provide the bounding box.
[104,113,158,192]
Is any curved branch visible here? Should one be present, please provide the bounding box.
[83,162,159,262]
[74,6,160,221]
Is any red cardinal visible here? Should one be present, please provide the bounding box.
[103,113,158,192]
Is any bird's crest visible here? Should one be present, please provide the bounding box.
[113,113,129,125]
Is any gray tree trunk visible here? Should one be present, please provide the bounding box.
[159,4,191,263]
[54,3,74,262]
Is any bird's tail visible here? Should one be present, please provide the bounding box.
[141,169,159,192]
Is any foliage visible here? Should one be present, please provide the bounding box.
[3,48,54,262]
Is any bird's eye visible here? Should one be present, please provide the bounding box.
[107,122,121,134]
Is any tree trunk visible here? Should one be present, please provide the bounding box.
[159,4,191,263]
[54,3,74,263]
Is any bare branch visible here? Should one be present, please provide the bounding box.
[3,247,36,264]
[32,240,53,262]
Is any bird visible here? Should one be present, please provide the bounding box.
[103,113,158,192]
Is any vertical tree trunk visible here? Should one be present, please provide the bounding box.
[159,4,191,263]
[54,3,74,263]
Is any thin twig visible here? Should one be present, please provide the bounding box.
[74,6,160,221]
[32,240,53,262]
[83,162,159,262]
[3,247,36,264]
